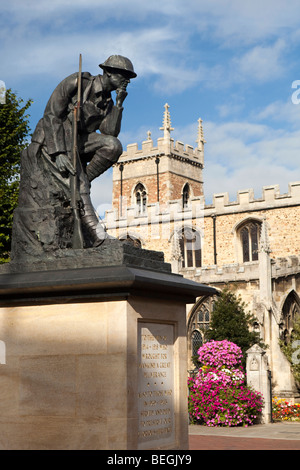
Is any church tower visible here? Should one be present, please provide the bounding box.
[111,104,205,216]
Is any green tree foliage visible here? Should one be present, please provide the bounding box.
[0,89,32,263]
[280,317,300,386]
[205,288,263,366]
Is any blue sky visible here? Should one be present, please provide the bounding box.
[2,0,300,215]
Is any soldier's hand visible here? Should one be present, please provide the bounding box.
[116,88,128,108]
[56,153,76,176]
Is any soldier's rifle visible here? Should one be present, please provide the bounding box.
[70,53,84,249]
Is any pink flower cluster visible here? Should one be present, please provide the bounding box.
[188,340,264,427]
[194,366,245,388]
[197,340,243,368]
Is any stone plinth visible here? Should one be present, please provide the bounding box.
[246,344,272,424]
[0,250,215,450]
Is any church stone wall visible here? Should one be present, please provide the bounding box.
[104,106,300,400]
[201,183,300,266]
[108,182,300,270]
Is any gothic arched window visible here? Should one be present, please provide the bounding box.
[188,296,216,368]
[134,183,147,214]
[179,227,201,268]
[191,330,203,358]
[281,291,300,345]
[182,183,190,209]
[239,221,261,262]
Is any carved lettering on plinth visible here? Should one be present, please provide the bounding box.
[137,322,175,448]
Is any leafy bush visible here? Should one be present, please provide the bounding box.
[0,89,32,263]
[205,289,264,368]
[280,317,300,387]
[188,340,264,427]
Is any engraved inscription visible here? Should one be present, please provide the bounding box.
[137,323,175,447]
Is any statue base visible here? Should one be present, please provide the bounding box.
[0,244,215,450]
[2,237,171,275]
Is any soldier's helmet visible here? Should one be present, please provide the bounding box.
[99,55,137,78]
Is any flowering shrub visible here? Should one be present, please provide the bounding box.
[272,398,300,421]
[195,366,245,388]
[197,340,243,368]
[188,340,264,427]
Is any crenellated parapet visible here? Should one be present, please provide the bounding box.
[117,136,204,168]
[107,181,300,226]
[179,262,260,284]
[106,196,205,228]
[272,255,300,279]
[205,182,300,215]
[178,254,300,285]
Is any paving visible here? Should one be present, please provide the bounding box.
[189,422,300,450]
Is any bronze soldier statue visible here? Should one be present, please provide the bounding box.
[11,55,136,261]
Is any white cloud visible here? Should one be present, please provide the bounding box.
[203,160,296,204]
[3,1,300,91]
[158,106,299,205]
[2,0,183,23]
[255,99,300,129]
[231,39,287,83]
[202,117,300,203]
[188,0,300,45]
[1,22,192,95]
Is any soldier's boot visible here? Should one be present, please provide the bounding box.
[80,193,107,247]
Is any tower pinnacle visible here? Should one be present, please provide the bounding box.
[196,118,206,151]
[160,103,174,141]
